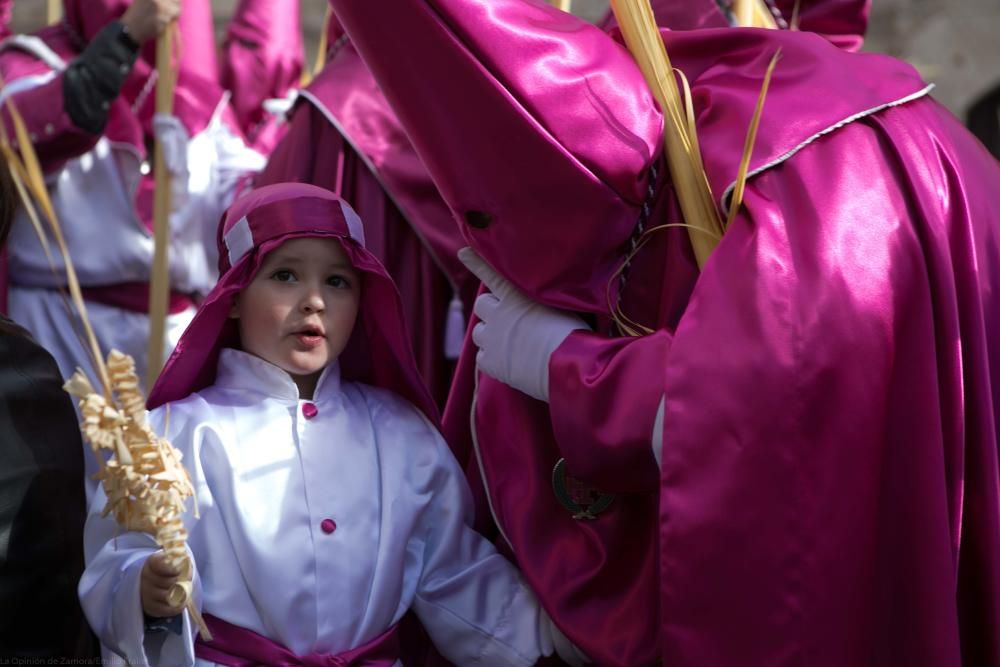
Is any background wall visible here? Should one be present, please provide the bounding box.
[10,0,999,125]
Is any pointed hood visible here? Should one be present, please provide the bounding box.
[148,183,438,424]
[330,0,926,316]
[328,0,663,315]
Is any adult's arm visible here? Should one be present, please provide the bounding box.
[548,329,671,493]
[0,21,138,171]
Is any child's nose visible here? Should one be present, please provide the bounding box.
[300,288,325,313]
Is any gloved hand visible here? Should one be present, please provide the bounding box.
[458,247,588,402]
[152,113,189,175]
[152,112,190,210]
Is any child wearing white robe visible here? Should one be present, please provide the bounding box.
[78,184,583,667]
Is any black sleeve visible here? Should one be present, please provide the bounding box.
[62,20,141,135]
[0,317,98,658]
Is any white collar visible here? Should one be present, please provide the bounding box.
[214,348,342,403]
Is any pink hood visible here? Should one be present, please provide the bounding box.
[147,183,438,425]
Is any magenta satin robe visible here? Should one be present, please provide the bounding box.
[328,1,1000,665]
[256,35,474,406]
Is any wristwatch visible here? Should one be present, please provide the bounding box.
[114,20,140,52]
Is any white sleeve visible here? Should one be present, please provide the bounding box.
[410,420,585,666]
[77,407,203,667]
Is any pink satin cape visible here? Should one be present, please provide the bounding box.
[332,0,1000,664]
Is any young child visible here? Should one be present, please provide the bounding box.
[78,183,583,666]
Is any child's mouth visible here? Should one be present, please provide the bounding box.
[294,328,325,348]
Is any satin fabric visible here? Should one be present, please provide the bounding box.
[330,0,921,316]
[0,0,11,40]
[330,0,1000,665]
[331,0,662,316]
[220,0,303,153]
[196,615,400,666]
[256,32,474,405]
[657,99,1000,666]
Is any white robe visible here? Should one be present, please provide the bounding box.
[80,349,568,667]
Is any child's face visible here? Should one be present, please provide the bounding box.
[231,238,361,396]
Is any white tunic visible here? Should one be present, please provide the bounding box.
[80,349,566,667]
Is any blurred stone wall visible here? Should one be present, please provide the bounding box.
[10,0,1000,121]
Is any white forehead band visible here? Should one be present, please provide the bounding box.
[223,201,367,267]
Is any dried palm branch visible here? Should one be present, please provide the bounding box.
[609,0,726,269]
[313,5,333,78]
[732,0,779,28]
[605,2,780,333]
[47,0,61,25]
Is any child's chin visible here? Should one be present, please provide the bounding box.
[281,355,329,377]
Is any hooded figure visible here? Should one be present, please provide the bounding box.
[256,11,473,406]
[220,0,305,154]
[329,0,1000,665]
[80,183,583,667]
[0,0,269,501]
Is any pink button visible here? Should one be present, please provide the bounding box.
[320,518,336,534]
[302,403,318,420]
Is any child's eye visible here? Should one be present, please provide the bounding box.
[271,269,296,282]
[327,275,352,289]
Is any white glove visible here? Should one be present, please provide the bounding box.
[152,112,190,210]
[458,247,588,402]
[262,89,300,122]
[152,113,190,176]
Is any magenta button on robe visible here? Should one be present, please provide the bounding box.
[331,0,1000,665]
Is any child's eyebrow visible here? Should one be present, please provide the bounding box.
[266,255,357,272]
[328,262,358,272]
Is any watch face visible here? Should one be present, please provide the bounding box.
[116,22,139,50]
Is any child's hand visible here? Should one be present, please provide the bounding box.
[141,551,185,618]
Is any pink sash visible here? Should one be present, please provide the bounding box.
[195,614,400,667]
[80,283,195,315]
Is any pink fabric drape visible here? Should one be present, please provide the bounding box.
[332,0,1000,665]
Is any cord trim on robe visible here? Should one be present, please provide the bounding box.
[720,83,935,210]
